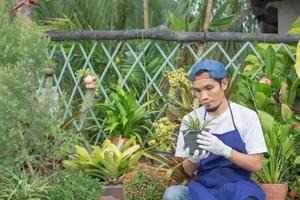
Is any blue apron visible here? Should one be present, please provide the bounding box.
[188,104,265,200]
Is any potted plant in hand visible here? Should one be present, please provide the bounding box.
[182,112,214,155]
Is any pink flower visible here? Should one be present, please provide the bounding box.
[289,191,297,199]
[84,75,96,89]
[259,76,272,87]
[290,122,297,129]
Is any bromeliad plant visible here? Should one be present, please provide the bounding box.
[63,138,144,182]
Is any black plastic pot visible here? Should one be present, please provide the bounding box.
[183,128,209,155]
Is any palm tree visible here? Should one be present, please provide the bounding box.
[33,0,173,30]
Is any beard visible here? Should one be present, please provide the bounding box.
[204,98,227,113]
[205,105,220,113]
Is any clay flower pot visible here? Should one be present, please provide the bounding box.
[259,183,288,200]
[110,137,128,146]
[99,182,125,200]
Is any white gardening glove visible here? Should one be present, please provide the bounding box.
[196,131,232,159]
[185,147,210,164]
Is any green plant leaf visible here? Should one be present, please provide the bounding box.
[264,45,276,78]
[281,103,292,122]
[257,110,275,133]
[256,82,272,96]
[210,15,234,28]
[255,92,267,109]
[294,155,300,164]
[288,17,300,34]
[295,40,300,79]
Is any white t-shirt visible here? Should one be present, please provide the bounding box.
[175,101,267,157]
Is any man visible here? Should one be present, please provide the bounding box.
[163,60,267,200]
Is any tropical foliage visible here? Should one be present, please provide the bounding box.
[63,138,144,182]
[256,123,295,183]
[94,86,156,139]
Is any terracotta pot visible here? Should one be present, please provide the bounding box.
[99,182,126,200]
[259,183,288,200]
[110,137,128,146]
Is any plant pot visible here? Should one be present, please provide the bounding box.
[183,129,209,155]
[110,137,128,146]
[259,183,288,200]
[98,182,126,200]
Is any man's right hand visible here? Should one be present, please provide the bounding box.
[185,147,210,164]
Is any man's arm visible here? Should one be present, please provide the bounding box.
[182,159,199,176]
[181,148,210,175]
[197,131,264,173]
[229,150,262,172]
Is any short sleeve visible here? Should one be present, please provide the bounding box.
[175,116,188,157]
[242,111,268,154]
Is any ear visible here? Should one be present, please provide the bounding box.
[221,78,229,90]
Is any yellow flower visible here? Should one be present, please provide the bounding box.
[115,56,121,64]
[148,140,156,146]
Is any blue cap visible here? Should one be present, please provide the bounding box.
[190,60,226,81]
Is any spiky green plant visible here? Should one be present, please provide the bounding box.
[0,169,49,200]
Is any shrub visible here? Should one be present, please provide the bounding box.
[0,1,81,173]
[47,169,102,200]
[122,166,167,200]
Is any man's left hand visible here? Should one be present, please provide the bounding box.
[196,131,232,159]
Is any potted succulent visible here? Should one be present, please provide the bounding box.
[182,112,214,155]
[63,138,144,200]
[255,120,296,200]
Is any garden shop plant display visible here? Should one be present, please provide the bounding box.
[63,138,144,182]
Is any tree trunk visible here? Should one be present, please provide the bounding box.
[197,0,214,57]
[143,0,150,29]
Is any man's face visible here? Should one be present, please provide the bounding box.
[192,72,228,112]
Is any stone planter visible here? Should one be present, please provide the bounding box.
[259,183,288,200]
[98,182,126,200]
